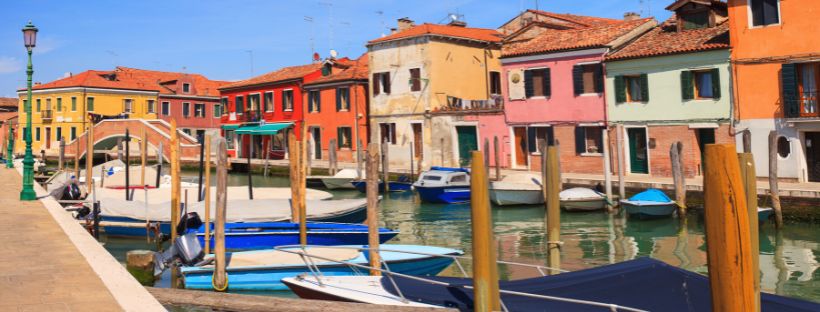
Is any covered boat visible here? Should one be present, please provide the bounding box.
[413,167,471,204]
[758,207,774,226]
[489,173,543,206]
[321,169,363,190]
[559,187,607,212]
[621,189,677,219]
[195,222,399,250]
[351,179,413,193]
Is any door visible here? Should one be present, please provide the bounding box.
[456,126,478,167]
[806,132,820,182]
[696,128,716,174]
[513,127,528,167]
[627,128,648,174]
[45,127,51,149]
[412,123,423,159]
[311,127,322,160]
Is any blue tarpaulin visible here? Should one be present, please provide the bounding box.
[628,188,673,203]
[382,257,819,311]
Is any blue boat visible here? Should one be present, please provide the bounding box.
[194,222,399,250]
[620,189,678,219]
[180,244,462,291]
[352,180,413,193]
[413,167,471,204]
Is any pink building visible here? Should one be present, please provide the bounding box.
[477,11,655,173]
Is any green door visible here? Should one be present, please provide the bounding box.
[456,126,478,167]
[627,128,649,174]
[696,129,715,173]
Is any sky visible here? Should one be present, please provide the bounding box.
[0,0,673,98]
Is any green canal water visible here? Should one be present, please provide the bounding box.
[100,171,820,304]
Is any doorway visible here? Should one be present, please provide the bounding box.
[45,127,51,149]
[513,127,528,167]
[455,126,478,167]
[696,128,716,174]
[412,123,423,160]
[627,128,648,174]
[311,127,322,160]
[806,132,820,182]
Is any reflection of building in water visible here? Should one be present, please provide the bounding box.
[759,237,819,295]
[652,231,708,271]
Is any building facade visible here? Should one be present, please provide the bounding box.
[728,0,820,182]
[0,97,18,158]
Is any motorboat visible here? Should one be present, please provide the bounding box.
[413,167,471,204]
[321,169,363,190]
[559,187,607,212]
[351,176,413,193]
[489,173,543,206]
[195,222,399,250]
[621,189,677,219]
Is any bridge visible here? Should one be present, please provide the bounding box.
[64,119,201,161]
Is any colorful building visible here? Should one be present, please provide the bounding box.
[0,97,18,157]
[302,54,369,163]
[490,12,655,173]
[367,18,503,170]
[604,0,732,177]
[728,0,820,182]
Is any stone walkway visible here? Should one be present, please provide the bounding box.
[0,168,123,312]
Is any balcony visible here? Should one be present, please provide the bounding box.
[242,110,262,122]
[431,95,504,115]
[41,110,53,122]
[786,92,819,118]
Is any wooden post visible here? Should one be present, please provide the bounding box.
[615,124,625,202]
[125,128,131,200]
[469,150,500,312]
[356,139,363,179]
[100,165,106,188]
[299,129,307,245]
[86,120,94,195]
[74,139,80,180]
[742,130,752,154]
[440,137,445,167]
[543,143,561,274]
[494,136,501,181]
[306,136,312,177]
[213,137,228,292]
[141,127,147,191]
[703,144,755,311]
[366,143,381,276]
[169,120,181,245]
[198,134,205,201]
[58,137,65,170]
[288,132,300,222]
[483,138,490,175]
[381,139,389,192]
[602,128,613,212]
[670,142,687,215]
[767,131,783,228]
[329,138,338,176]
[155,142,162,188]
[247,137,253,200]
[204,135,212,255]
[738,152,760,311]
[263,135,271,177]
[409,143,414,182]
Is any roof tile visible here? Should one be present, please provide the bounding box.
[305,54,369,86]
[219,63,323,90]
[502,18,655,57]
[369,23,502,44]
[606,17,729,61]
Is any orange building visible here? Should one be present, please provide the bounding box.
[729,0,820,182]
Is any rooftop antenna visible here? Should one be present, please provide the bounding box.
[376,10,386,37]
[319,1,334,50]
[304,16,315,60]
[244,50,254,76]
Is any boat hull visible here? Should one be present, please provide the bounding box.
[322,177,356,190]
[415,185,471,204]
[490,189,543,206]
[622,202,677,219]
[305,177,327,188]
[352,181,413,193]
[561,198,607,212]
[195,223,399,250]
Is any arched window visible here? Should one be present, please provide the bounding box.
[777,136,790,158]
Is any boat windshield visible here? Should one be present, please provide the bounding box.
[449,174,467,183]
[423,175,442,181]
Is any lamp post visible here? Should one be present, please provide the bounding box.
[6,121,14,168]
[20,21,37,200]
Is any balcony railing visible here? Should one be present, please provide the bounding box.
[786,92,818,118]
[41,110,53,121]
[433,95,504,114]
[242,110,262,122]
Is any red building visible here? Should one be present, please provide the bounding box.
[303,54,369,163]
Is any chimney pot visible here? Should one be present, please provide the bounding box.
[623,12,640,21]
[397,17,415,31]
[448,20,467,27]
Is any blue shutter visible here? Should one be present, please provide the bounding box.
[782,63,799,118]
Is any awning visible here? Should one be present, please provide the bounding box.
[221,124,240,130]
[235,122,293,135]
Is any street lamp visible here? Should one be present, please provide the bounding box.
[6,121,14,168]
[20,21,37,200]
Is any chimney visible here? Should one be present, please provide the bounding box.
[397,17,415,31]
[34,82,41,86]
[448,20,467,27]
[623,12,641,21]
[390,28,398,35]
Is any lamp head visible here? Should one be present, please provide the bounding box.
[22,21,38,51]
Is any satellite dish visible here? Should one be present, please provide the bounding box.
[313,52,321,61]
[329,49,338,58]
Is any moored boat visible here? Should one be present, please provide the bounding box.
[489,173,543,206]
[758,207,774,225]
[321,169,363,190]
[351,178,413,193]
[560,187,607,211]
[413,167,471,204]
[621,189,677,219]
[195,222,399,250]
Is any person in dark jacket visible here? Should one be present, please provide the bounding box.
[61,176,82,200]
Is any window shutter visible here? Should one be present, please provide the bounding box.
[574,126,586,155]
[751,0,764,26]
[781,63,799,118]
[524,70,534,98]
[337,127,342,149]
[680,71,694,100]
[572,65,584,96]
[527,127,536,153]
[390,124,397,144]
[307,92,313,112]
[763,0,779,25]
[711,68,721,99]
[316,92,321,112]
[544,68,552,97]
[614,76,626,103]
[372,73,380,95]
[640,74,650,102]
[383,74,391,94]
[594,64,604,93]
[336,89,342,111]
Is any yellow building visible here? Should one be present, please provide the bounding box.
[16,69,159,155]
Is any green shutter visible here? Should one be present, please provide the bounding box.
[36,99,40,111]
[336,89,342,111]
[57,98,62,111]
[640,74,649,102]
[711,68,721,99]
[87,98,94,111]
[71,97,77,111]
[782,63,799,118]
[574,126,586,154]
[572,65,584,95]
[594,64,604,93]
[544,68,551,97]
[524,70,534,98]
[614,76,626,103]
[337,127,343,148]
[681,71,694,100]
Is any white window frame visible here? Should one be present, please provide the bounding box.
[182,102,191,118]
[86,97,95,112]
[214,103,222,118]
[71,96,77,112]
[194,103,206,118]
[524,66,550,99]
[147,99,156,114]
[580,126,604,157]
[235,96,244,115]
[182,83,191,93]
[337,87,350,112]
[248,92,261,112]
[123,98,134,113]
[746,0,782,29]
[264,91,274,112]
[283,89,294,112]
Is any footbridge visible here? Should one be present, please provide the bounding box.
[64,119,201,161]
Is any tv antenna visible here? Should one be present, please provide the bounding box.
[304,16,315,60]
[319,1,334,50]
[376,10,386,37]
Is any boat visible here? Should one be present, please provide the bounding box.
[180,244,462,291]
[489,173,543,206]
[321,169,363,190]
[758,207,774,226]
[413,167,471,204]
[351,180,413,193]
[620,189,677,219]
[195,222,399,250]
[282,257,820,311]
[305,176,327,188]
[559,187,607,211]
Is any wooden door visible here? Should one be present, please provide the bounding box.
[513,127,528,167]
[455,126,478,167]
[412,123,423,159]
[627,128,648,174]
[45,127,51,149]
[806,132,820,182]
[312,127,322,160]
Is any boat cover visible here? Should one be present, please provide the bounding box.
[559,187,604,201]
[429,166,469,173]
[627,189,672,203]
[381,257,819,312]
[94,186,332,204]
[490,173,542,191]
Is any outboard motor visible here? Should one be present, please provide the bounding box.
[154,232,207,273]
[176,212,203,235]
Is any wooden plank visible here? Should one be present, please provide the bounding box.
[768,131,783,228]
[366,143,381,276]
[469,150,500,312]
[738,152,760,311]
[213,136,228,291]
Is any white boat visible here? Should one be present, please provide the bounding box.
[321,169,362,190]
[413,167,471,204]
[489,173,544,206]
[559,187,607,212]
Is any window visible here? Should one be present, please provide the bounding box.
[336,88,350,111]
[248,94,260,113]
[423,175,442,181]
[379,123,396,144]
[524,68,551,98]
[798,63,819,117]
[35,127,40,141]
[575,126,604,155]
[161,101,170,116]
[182,129,191,135]
[750,0,779,27]
[56,127,62,141]
[694,71,715,99]
[45,98,52,111]
[182,102,191,117]
[308,90,320,112]
[22,100,28,112]
[182,83,191,93]
[236,96,244,114]
[573,64,603,95]
[214,104,222,118]
[450,174,467,183]
[264,92,273,112]
[615,75,649,103]
[490,71,502,95]
[777,136,790,158]
[337,127,352,148]
[225,130,236,149]
[87,97,95,111]
[527,126,554,153]
[194,103,206,118]
[56,98,62,111]
[70,127,77,140]
[36,99,41,112]
[220,98,228,116]
[123,99,133,113]
[147,100,156,114]
[681,11,709,30]
[71,97,77,111]
[681,69,721,100]
[409,68,421,92]
[282,90,294,111]
[372,72,390,95]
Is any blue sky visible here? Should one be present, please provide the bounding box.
[0,0,673,97]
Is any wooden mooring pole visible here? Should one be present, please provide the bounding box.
[382,139,389,192]
[58,137,64,170]
[366,143,381,276]
[125,128,131,200]
[247,137,254,200]
[602,128,613,212]
[409,143,414,182]
[299,136,307,245]
[74,139,80,180]
[169,120,181,289]
[494,136,501,181]
[440,137,445,167]
[329,138,338,176]
[85,120,94,195]
[141,126,148,242]
[738,152,761,311]
[198,134,205,201]
[615,124,625,202]
[155,142,163,188]
[483,138,490,175]
[542,143,561,274]
[469,150,500,312]
[703,144,755,312]
[213,137,228,292]
[204,135,212,255]
[767,131,783,228]
[357,139,363,179]
[670,142,686,214]
[288,132,300,222]
[100,165,105,188]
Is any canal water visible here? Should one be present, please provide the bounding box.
[100,171,820,303]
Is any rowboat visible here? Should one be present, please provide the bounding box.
[413,167,471,204]
[489,173,543,206]
[321,169,363,189]
[621,189,677,219]
[180,244,462,291]
[559,187,607,211]
[195,222,399,250]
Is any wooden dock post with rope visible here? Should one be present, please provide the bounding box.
[670,141,686,214]
[213,137,228,292]
[204,135,212,255]
[543,144,561,274]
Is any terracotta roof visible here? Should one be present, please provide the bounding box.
[219,63,323,90]
[369,23,503,44]
[0,97,17,108]
[304,54,369,86]
[526,10,623,28]
[0,112,17,121]
[29,70,160,92]
[606,17,729,61]
[502,18,655,57]
[115,67,229,97]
